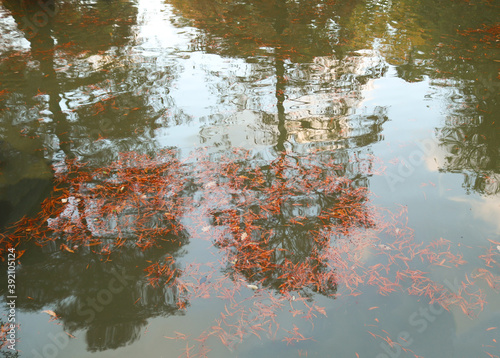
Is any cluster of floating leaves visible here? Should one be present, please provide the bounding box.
[1,148,499,357]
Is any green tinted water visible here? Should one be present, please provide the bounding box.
[0,0,498,357]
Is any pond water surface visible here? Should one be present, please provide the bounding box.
[0,0,498,357]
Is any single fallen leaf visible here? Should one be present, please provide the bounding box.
[241,233,248,240]
[247,284,258,290]
[164,331,189,340]
[486,327,497,331]
[42,310,58,318]
[61,198,68,203]
[60,244,74,253]
[201,226,210,232]
[369,306,379,310]
[315,306,327,316]
[205,181,216,188]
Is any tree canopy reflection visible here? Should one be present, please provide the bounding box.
[2,146,377,352]
[168,0,498,197]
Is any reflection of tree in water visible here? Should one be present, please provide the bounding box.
[3,151,192,351]
[0,0,138,152]
[203,150,374,298]
[419,0,499,195]
[432,25,498,195]
[16,241,186,351]
[0,0,191,227]
[1,144,374,351]
[438,110,499,195]
[170,0,360,60]
[0,0,190,165]
[0,2,188,352]
[169,0,389,155]
[329,0,498,195]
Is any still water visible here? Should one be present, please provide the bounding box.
[0,0,498,357]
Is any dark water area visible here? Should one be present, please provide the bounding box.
[0,0,498,357]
